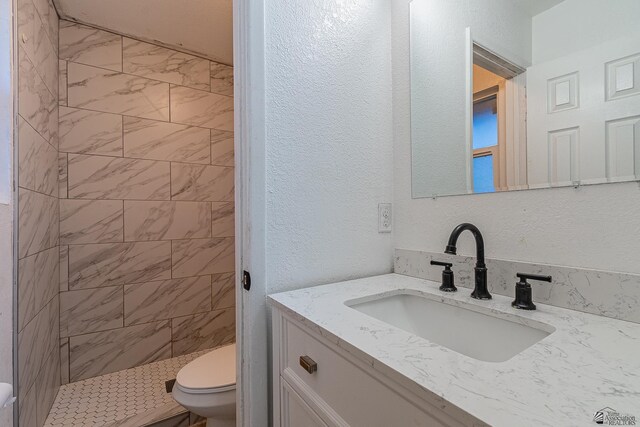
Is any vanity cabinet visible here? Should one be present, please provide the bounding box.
[271,308,480,427]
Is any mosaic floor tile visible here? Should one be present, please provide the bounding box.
[44,348,212,427]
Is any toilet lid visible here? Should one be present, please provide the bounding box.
[176,343,236,393]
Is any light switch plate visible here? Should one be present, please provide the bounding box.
[378,203,392,233]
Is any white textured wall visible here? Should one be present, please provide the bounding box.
[264,0,394,293]
[393,0,640,275]
[533,0,640,64]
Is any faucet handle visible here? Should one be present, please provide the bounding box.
[430,260,453,268]
[516,273,552,283]
[430,260,456,292]
[512,273,552,310]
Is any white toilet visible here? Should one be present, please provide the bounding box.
[172,343,236,427]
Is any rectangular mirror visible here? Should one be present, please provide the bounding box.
[410,0,640,197]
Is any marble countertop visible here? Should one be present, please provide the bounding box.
[268,274,640,427]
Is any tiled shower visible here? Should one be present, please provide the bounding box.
[17,0,61,424]
[16,0,236,424]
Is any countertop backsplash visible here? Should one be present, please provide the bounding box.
[394,249,640,324]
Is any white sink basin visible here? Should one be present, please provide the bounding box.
[347,292,554,362]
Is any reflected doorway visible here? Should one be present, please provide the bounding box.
[471,43,528,194]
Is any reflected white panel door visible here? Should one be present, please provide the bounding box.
[548,127,579,186]
[606,116,640,182]
[527,34,640,187]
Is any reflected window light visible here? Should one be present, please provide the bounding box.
[473,155,495,193]
[473,96,497,150]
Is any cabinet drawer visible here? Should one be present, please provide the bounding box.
[281,317,455,427]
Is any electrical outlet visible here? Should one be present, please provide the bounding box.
[378,203,392,233]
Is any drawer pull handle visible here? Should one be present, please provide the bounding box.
[299,355,317,374]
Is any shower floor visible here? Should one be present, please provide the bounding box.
[44,349,213,427]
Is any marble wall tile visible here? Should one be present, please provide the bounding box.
[59,245,68,292]
[18,48,57,143]
[59,21,122,71]
[52,31,238,383]
[123,117,210,164]
[210,130,234,167]
[18,188,58,258]
[68,154,170,200]
[211,202,234,237]
[170,164,234,202]
[17,0,60,418]
[59,60,67,106]
[17,0,37,55]
[18,295,59,404]
[17,0,57,96]
[69,241,171,290]
[60,287,124,337]
[123,38,210,90]
[394,249,640,324]
[59,106,123,156]
[58,152,68,198]
[69,321,171,381]
[60,199,124,245]
[19,382,36,427]
[210,62,233,96]
[171,237,234,278]
[169,85,233,130]
[171,308,235,356]
[17,327,38,397]
[49,104,59,150]
[211,272,235,310]
[36,295,59,367]
[17,246,58,331]
[68,62,170,121]
[124,276,212,326]
[60,338,70,384]
[18,117,57,196]
[35,346,60,426]
[32,0,58,51]
[38,46,58,104]
[124,200,210,241]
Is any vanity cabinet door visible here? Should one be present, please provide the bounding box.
[281,378,328,427]
[278,315,460,427]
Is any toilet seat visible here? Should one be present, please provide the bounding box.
[175,343,236,394]
[175,383,236,394]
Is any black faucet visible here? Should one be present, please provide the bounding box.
[444,223,492,300]
[512,273,552,310]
